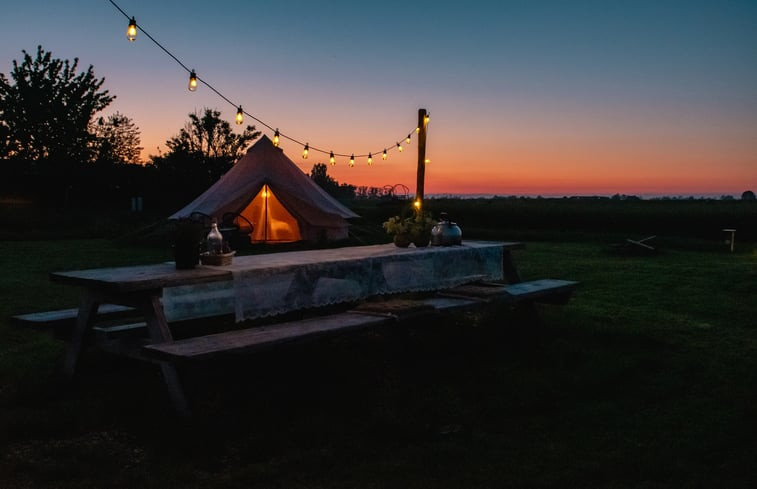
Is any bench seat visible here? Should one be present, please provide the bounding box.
[143,311,393,362]
[12,304,137,328]
[142,279,578,363]
[440,279,578,304]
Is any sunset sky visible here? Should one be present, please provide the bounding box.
[2,0,755,197]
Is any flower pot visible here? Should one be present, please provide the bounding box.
[413,232,431,247]
[393,234,411,248]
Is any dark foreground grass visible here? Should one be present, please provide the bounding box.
[1,238,756,488]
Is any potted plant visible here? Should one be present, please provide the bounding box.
[382,215,413,247]
[382,209,435,248]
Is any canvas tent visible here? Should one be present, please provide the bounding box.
[170,135,359,243]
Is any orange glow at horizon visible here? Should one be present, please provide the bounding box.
[135,120,754,197]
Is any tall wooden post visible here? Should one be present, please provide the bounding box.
[415,108,429,203]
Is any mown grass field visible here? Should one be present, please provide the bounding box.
[1,199,756,488]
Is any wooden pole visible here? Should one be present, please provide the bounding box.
[415,108,428,203]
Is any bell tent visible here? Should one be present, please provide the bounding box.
[170,135,359,243]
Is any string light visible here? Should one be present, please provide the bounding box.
[349,154,355,167]
[126,17,137,41]
[188,70,197,91]
[424,112,430,125]
[406,134,412,144]
[110,0,422,163]
[415,126,420,134]
[302,143,309,159]
[425,158,431,164]
[368,153,372,165]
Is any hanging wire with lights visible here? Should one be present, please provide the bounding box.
[107,0,427,166]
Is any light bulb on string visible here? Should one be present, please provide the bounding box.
[126,17,137,42]
[349,154,355,167]
[188,70,198,91]
[110,5,432,183]
[302,143,309,159]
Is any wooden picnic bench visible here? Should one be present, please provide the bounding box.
[45,241,577,416]
[142,279,577,363]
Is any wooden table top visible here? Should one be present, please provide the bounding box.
[50,241,523,294]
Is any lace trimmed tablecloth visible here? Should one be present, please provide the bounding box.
[162,241,505,322]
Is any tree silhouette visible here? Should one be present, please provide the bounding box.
[309,162,355,200]
[90,112,143,165]
[310,163,339,192]
[0,46,114,166]
[742,190,756,201]
[150,108,260,203]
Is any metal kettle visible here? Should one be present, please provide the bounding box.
[431,212,462,246]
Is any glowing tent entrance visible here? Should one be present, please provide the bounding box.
[241,184,301,242]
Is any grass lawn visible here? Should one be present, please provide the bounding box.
[1,236,756,488]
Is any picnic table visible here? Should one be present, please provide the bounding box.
[48,240,576,416]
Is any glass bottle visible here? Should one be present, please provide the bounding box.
[206,218,224,255]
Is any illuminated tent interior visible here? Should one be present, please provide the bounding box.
[170,135,359,243]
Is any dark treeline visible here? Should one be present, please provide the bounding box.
[0,47,261,212]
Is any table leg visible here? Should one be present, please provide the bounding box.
[62,293,99,378]
[139,293,191,418]
[502,250,523,284]
[501,248,541,322]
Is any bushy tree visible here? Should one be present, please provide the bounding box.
[310,162,339,193]
[150,108,260,203]
[742,190,755,201]
[165,107,257,160]
[90,112,143,165]
[310,162,355,200]
[0,46,114,165]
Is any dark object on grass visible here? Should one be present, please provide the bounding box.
[610,235,658,256]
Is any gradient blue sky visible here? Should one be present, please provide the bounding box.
[2,0,756,196]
